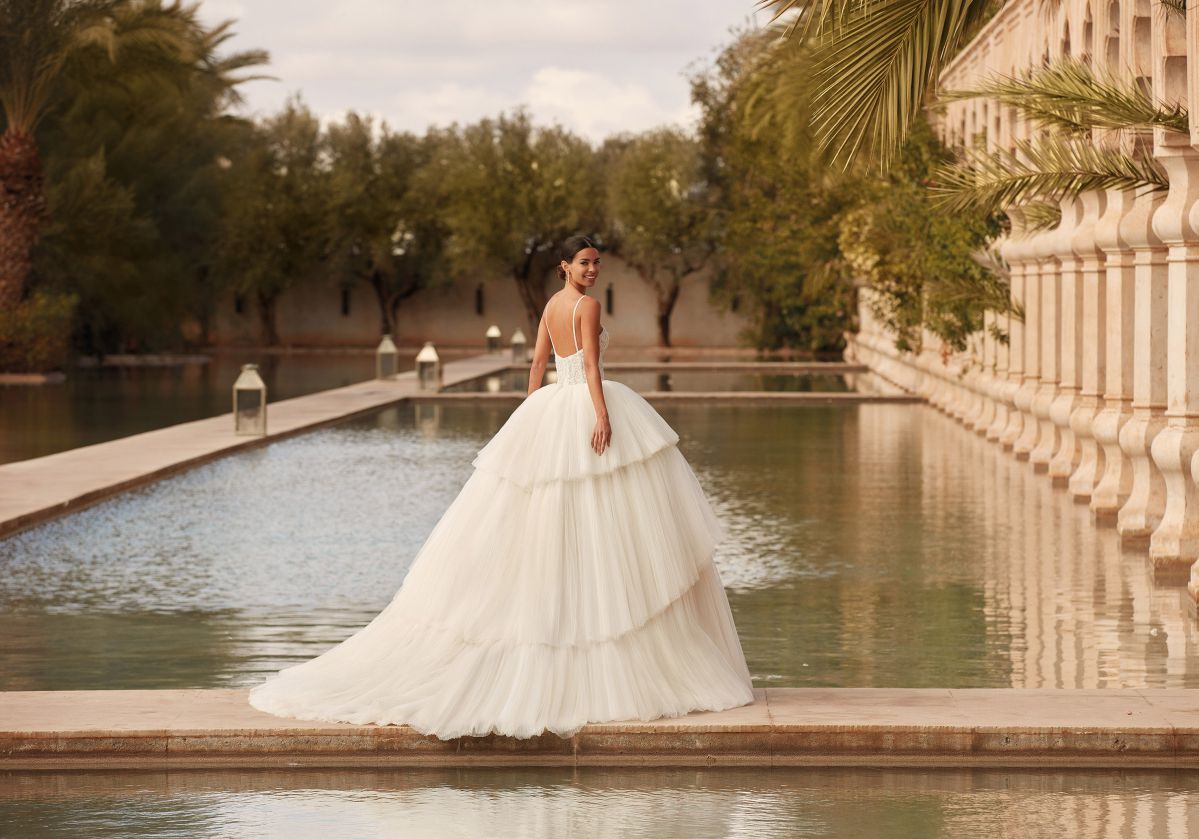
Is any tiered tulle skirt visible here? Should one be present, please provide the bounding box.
[248,378,756,739]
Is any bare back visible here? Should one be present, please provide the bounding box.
[543,293,591,357]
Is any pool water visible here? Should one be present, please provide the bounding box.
[444,368,857,393]
[2,767,1197,839]
[0,402,1193,692]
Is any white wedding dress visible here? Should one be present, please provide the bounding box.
[248,296,756,739]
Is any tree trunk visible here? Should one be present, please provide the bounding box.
[656,280,681,347]
[387,276,424,342]
[256,290,281,346]
[512,248,548,326]
[0,130,48,310]
[368,272,393,336]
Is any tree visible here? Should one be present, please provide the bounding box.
[839,116,1009,354]
[757,0,1002,171]
[691,29,863,351]
[325,114,448,337]
[217,96,329,346]
[431,109,603,327]
[33,2,266,354]
[606,128,712,347]
[0,0,192,310]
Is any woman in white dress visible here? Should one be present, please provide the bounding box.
[248,235,756,740]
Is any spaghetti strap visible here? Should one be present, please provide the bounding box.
[542,301,558,357]
[570,296,584,353]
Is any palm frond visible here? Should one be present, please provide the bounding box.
[757,0,994,171]
[1018,200,1062,231]
[1157,0,1188,17]
[938,55,1190,135]
[755,0,870,46]
[930,132,1167,215]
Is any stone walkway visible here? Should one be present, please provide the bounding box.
[0,353,512,539]
[2,688,1196,769]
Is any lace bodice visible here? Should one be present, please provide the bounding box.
[546,295,608,386]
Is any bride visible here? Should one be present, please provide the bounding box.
[248,234,756,740]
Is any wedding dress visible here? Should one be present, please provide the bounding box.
[248,294,756,739]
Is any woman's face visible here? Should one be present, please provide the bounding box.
[562,247,601,288]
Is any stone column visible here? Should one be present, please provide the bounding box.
[1012,234,1044,459]
[983,309,1002,438]
[1048,196,1087,483]
[997,217,1030,448]
[1116,190,1170,541]
[1030,208,1071,469]
[966,330,991,431]
[1149,149,1199,569]
[1066,189,1108,498]
[1090,187,1137,518]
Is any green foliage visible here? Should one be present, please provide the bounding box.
[841,117,1009,353]
[216,95,328,345]
[757,0,1000,172]
[426,108,603,324]
[691,29,864,352]
[0,288,78,372]
[605,127,712,345]
[29,0,265,354]
[325,114,449,335]
[937,56,1190,137]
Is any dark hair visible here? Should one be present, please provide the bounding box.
[556,235,599,281]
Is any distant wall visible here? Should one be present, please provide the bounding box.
[209,255,750,348]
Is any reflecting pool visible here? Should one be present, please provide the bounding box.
[2,767,1198,839]
[0,352,389,465]
[1,401,1195,691]
[443,368,856,393]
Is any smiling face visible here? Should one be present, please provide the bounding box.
[562,247,601,288]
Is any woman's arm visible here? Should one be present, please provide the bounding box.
[577,296,611,454]
[526,313,553,396]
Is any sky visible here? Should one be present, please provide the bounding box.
[195,0,769,143]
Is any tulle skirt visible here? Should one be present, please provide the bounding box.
[248,378,756,740]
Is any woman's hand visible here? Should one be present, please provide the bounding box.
[591,415,611,455]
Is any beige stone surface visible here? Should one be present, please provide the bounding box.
[3,688,1199,768]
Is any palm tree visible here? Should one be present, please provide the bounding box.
[0,0,204,311]
[757,0,1001,171]
[757,0,1185,174]
[931,57,1186,214]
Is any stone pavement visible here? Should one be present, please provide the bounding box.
[2,688,1197,769]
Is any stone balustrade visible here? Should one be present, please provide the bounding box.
[847,0,1199,598]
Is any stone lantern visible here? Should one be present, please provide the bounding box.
[375,334,398,379]
[510,328,527,362]
[232,363,267,436]
[416,341,442,391]
[485,324,502,353]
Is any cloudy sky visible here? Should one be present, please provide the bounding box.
[196,1,768,143]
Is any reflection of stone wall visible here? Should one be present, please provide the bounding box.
[209,254,749,349]
[850,0,1199,596]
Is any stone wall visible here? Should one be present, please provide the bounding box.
[848,0,1199,596]
[209,254,750,349]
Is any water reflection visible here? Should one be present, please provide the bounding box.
[1,403,1197,690]
[2,767,1199,839]
[443,369,859,393]
[0,351,446,466]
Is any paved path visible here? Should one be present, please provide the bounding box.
[0,353,512,539]
[2,688,1197,769]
